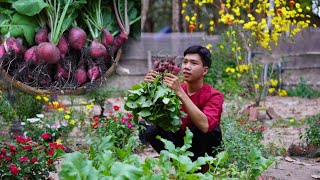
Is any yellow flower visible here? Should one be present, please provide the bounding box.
[66,110,71,114]
[270,79,278,87]
[56,139,62,145]
[268,88,275,94]
[69,119,75,125]
[86,103,94,110]
[58,108,64,112]
[255,84,260,89]
[278,89,288,96]
[36,96,42,100]
[64,114,71,120]
[52,101,59,108]
[225,67,235,73]
[81,101,87,105]
[237,73,241,78]
[219,45,224,49]
[289,119,295,123]
[254,74,258,79]
[43,96,49,102]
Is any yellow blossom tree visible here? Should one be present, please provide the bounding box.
[181,0,315,106]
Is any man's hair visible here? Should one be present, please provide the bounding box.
[183,45,212,68]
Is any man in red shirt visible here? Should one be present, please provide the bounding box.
[143,45,224,164]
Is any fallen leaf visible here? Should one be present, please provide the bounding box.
[311,175,320,179]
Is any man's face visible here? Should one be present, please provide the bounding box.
[181,53,208,83]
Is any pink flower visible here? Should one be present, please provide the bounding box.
[4,156,11,161]
[127,113,133,119]
[20,156,28,162]
[9,164,19,174]
[9,145,16,152]
[16,136,25,144]
[113,105,120,111]
[23,145,32,151]
[121,119,127,124]
[259,126,265,132]
[127,123,133,129]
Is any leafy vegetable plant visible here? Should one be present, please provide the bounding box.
[124,58,185,132]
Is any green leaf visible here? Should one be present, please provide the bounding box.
[162,97,170,104]
[180,128,193,151]
[125,101,138,109]
[153,85,166,103]
[158,135,176,152]
[12,0,48,16]
[138,109,151,117]
[141,99,153,108]
[110,162,143,179]
[59,152,99,179]
[9,13,38,45]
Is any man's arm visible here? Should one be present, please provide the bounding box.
[163,73,209,133]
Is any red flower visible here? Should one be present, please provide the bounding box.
[47,159,54,164]
[9,164,19,174]
[49,142,65,150]
[1,149,6,155]
[189,24,195,31]
[4,156,12,161]
[20,156,28,162]
[289,0,295,6]
[30,158,38,163]
[47,149,55,156]
[277,9,282,14]
[260,126,265,132]
[16,136,25,144]
[41,133,51,140]
[9,145,16,152]
[23,145,32,151]
[93,116,100,122]
[127,113,133,119]
[113,105,120,111]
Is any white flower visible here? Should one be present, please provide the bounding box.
[23,132,28,137]
[36,114,44,118]
[51,122,61,129]
[20,122,26,126]
[52,133,55,137]
[61,121,68,127]
[27,118,41,123]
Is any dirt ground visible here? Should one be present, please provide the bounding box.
[260,96,320,180]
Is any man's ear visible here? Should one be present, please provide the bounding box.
[203,66,209,76]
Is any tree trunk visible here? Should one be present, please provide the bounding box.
[141,0,150,31]
[172,0,181,32]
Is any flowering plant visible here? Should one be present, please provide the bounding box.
[0,135,65,179]
[90,105,139,149]
[21,100,93,143]
[181,0,313,106]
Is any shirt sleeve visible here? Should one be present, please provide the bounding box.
[202,92,224,131]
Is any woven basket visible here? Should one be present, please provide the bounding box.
[0,49,122,96]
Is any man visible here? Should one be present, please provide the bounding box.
[143,45,224,165]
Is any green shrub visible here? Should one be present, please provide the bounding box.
[287,78,320,98]
[302,114,320,147]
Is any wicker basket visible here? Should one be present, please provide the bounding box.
[0,49,122,96]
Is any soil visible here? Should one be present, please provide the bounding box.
[49,96,320,179]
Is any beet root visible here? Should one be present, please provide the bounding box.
[57,35,68,58]
[89,40,107,59]
[35,27,49,45]
[36,42,61,64]
[75,68,87,85]
[68,27,87,50]
[24,46,38,63]
[101,28,114,46]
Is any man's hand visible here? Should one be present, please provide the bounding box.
[144,70,159,82]
[163,73,183,96]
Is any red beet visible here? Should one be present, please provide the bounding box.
[89,40,107,59]
[4,37,24,56]
[87,65,100,81]
[104,52,111,62]
[35,27,49,45]
[0,45,5,59]
[75,68,87,85]
[172,66,180,75]
[68,27,87,50]
[24,46,38,63]
[57,35,68,58]
[56,63,69,79]
[101,28,114,46]
[114,31,128,48]
[36,42,61,64]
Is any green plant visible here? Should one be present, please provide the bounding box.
[287,78,320,98]
[301,114,320,147]
[0,90,15,122]
[90,105,139,149]
[13,92,46,120]
[0,135,65,179]
[221,104,272,171]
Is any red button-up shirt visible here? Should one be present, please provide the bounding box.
[180,83,224,132]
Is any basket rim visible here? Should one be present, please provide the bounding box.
[0,49,122,96]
